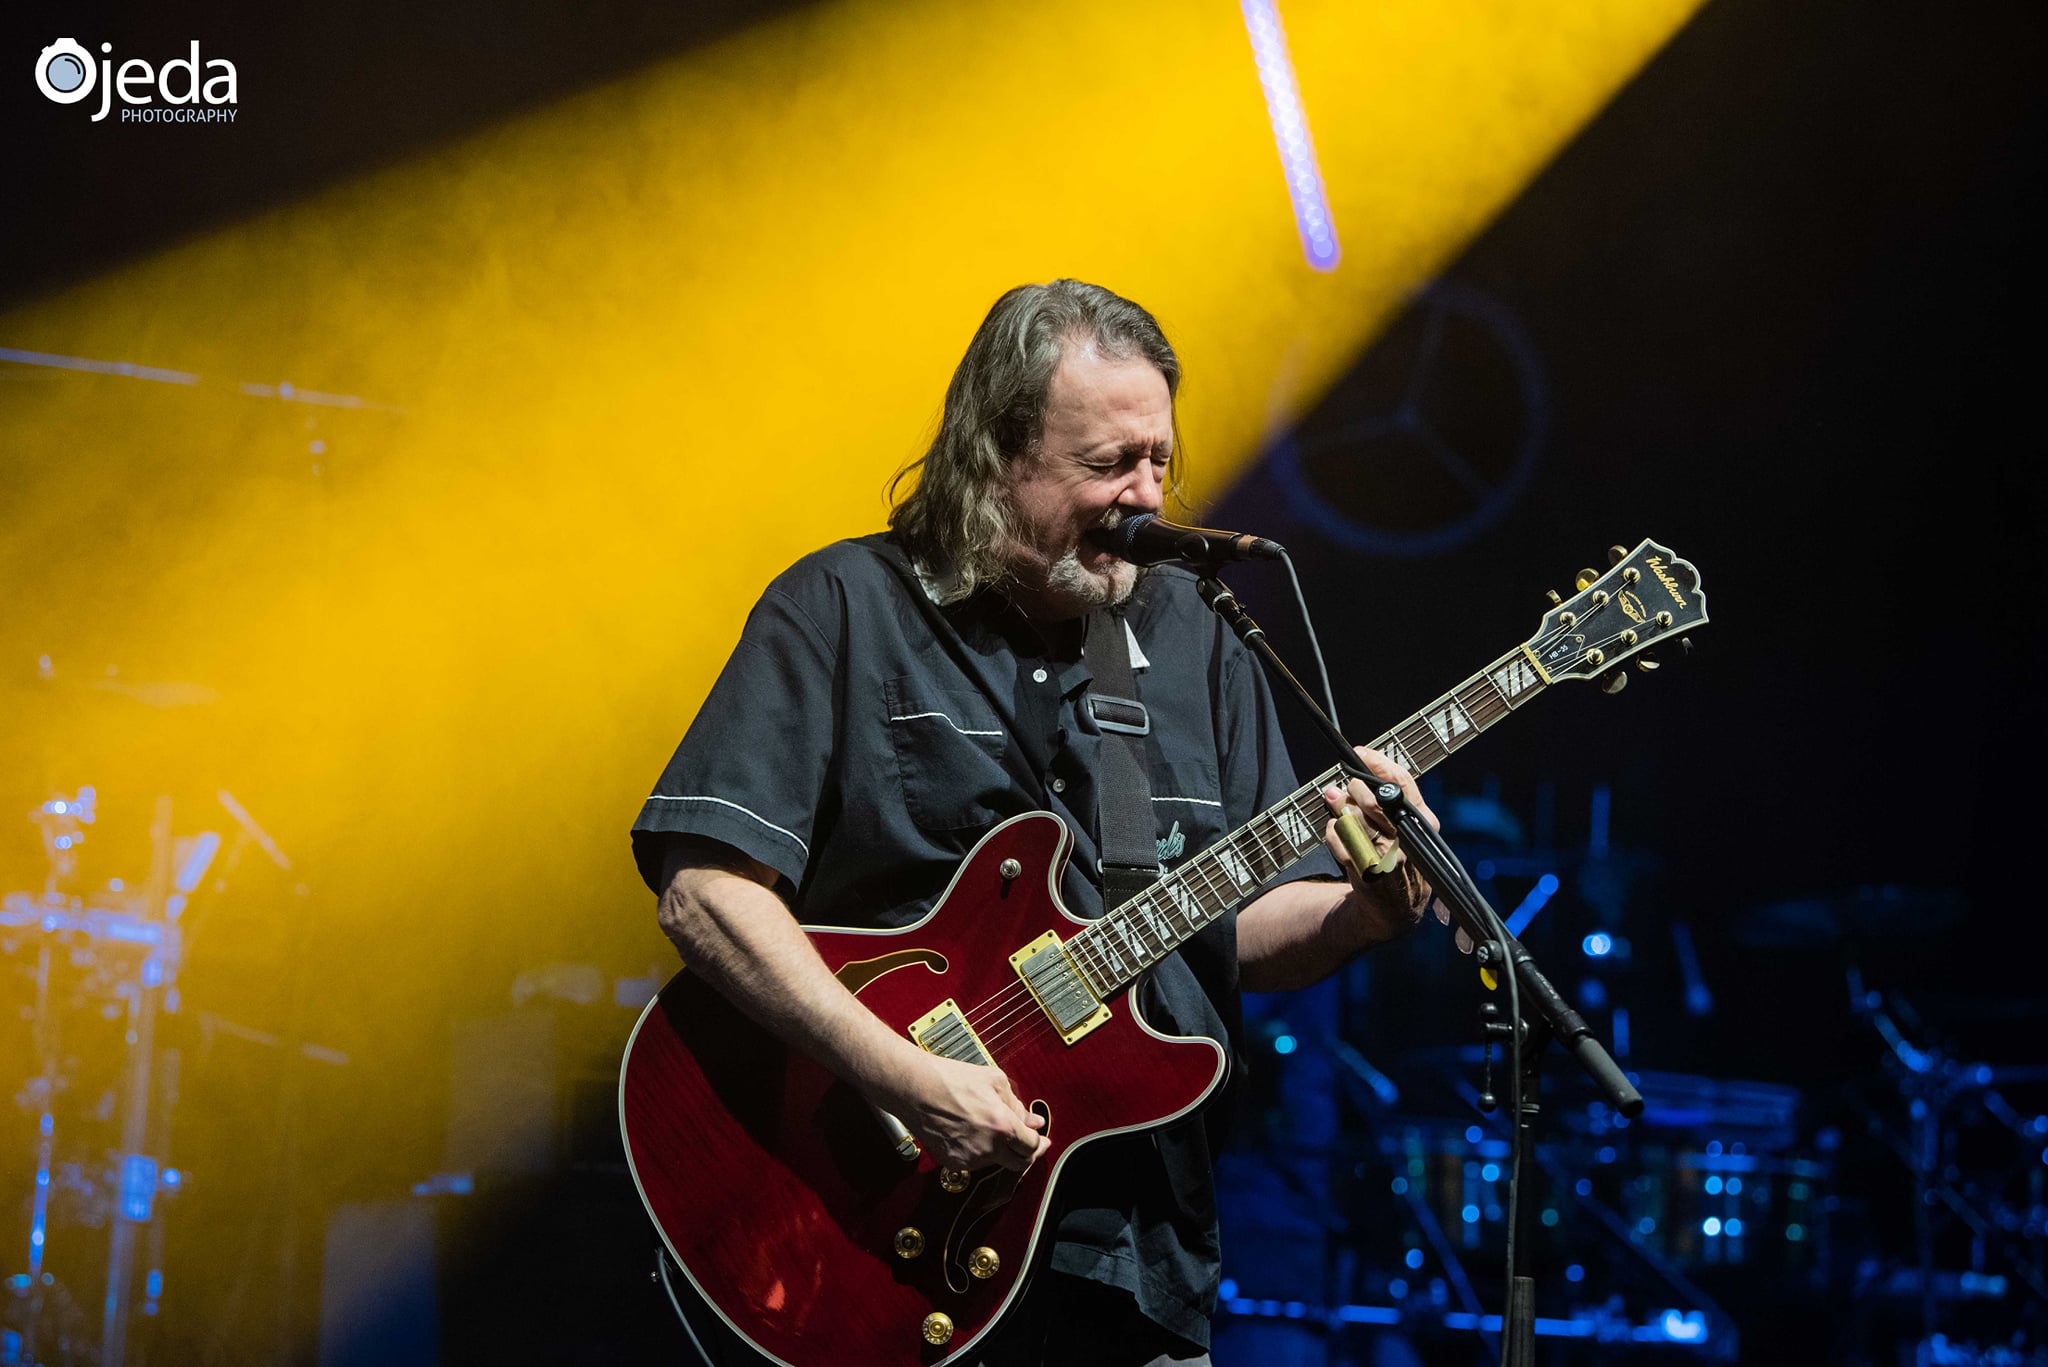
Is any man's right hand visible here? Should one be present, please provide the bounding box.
[878,1050,1049,1174]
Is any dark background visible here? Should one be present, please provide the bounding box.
[4,0,2044,1362]
[1210,0,2046,1360]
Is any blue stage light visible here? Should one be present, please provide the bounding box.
[1659,1310,1707,1343]
[1582,932,1613,958]
[1565,1264,1585,1283]
[1705,1176,1723,1194]
[1462,1205,1481,1224]
[1272,1034,1297,1055]
[1405,1248,1424,1269]
[1702,1217,1722,1236]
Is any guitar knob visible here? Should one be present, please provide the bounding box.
[922,1312,955,1346]
[967,1246,1001,1280]
[940,1167,971,1193]
[1608,544,1628,566]
[894,1228,926,1259]
[1574,568,1599,591]
[1600,669,1628,695]
[999,858,1022,880]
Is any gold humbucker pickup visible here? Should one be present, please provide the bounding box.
[907,999,995,1066]
[1009,931,1111,1045]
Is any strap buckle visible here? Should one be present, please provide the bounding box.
[1085,693,1151,737]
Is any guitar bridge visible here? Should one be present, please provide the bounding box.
[1010,932,1110,1045]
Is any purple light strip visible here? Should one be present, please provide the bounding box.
[1240,0,1339,271]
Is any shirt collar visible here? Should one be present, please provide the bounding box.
[913,558,1149,672]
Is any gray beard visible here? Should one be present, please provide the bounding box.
[1042,546,1140,611]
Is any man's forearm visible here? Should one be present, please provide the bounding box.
[656,854,924,1107]
[653,843,1051,1173]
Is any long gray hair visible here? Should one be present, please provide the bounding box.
[889,279,1182,602]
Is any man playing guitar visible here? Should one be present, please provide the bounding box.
[632,279,1443,1365]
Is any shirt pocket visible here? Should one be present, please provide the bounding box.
[1147,758,1226,872]
[884,678,1014,832]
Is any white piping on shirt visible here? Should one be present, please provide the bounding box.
[1150,795,1224,808]
[888,711,1004,738]
[640,794,810,856]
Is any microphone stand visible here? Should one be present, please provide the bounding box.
[1196,572,1643,1367]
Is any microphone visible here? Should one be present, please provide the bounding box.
[1096,513,1287,567]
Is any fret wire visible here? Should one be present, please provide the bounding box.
[1080,650,1574,997]
[1188,850,1230,910]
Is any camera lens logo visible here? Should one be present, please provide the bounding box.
[36,37,97,104]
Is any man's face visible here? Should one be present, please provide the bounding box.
[1003,345,1173,622]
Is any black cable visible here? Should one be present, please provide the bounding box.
[1279,550,1341,729]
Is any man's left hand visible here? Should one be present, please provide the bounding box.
[1320,745,1468,952]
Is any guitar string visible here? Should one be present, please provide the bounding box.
[961,811,1300,1057]
[965,806,1305,1058]
[942,617,1654,1060]
[968,788,1336,1057]
[951,774,1334,1033]
[960,666,1529,1059]
[967,661,1538,1059]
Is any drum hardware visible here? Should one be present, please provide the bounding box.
[3,785,235,1366]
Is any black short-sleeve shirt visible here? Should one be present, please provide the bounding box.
[631,532,1336,1347]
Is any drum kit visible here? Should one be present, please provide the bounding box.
[1223,785,2046,1361]
[2,666,312,1367]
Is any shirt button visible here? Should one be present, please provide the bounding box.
[1032,668,1049,684]
[1050,777,1066,793]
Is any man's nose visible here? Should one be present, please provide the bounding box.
[1120,461,1165,514]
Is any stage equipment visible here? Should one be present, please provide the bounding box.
[4,792,187,1367]
[1844,977,2048,1345]
[1094,513,1287,567]
[2,770,324,1367]
[618,538,1704,1367]
[1199,538,1706,1366]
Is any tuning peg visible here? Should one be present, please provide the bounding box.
[1600,668,1628,695]
[1635,653,1660,672]
[1545,589,1562,606]
[1680,637,1693,656]
[1607,544,1628,566]
[1574,568,1599,592]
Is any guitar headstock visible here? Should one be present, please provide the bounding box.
[1525,540,1707,688]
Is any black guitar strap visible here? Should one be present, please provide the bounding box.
[1083,607,1157,912]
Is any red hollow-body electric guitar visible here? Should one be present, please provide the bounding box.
[619,541,1707,1367]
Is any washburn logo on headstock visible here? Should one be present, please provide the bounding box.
[1644,555,1688,608]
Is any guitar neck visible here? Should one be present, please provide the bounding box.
[1066,646,1549,998]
